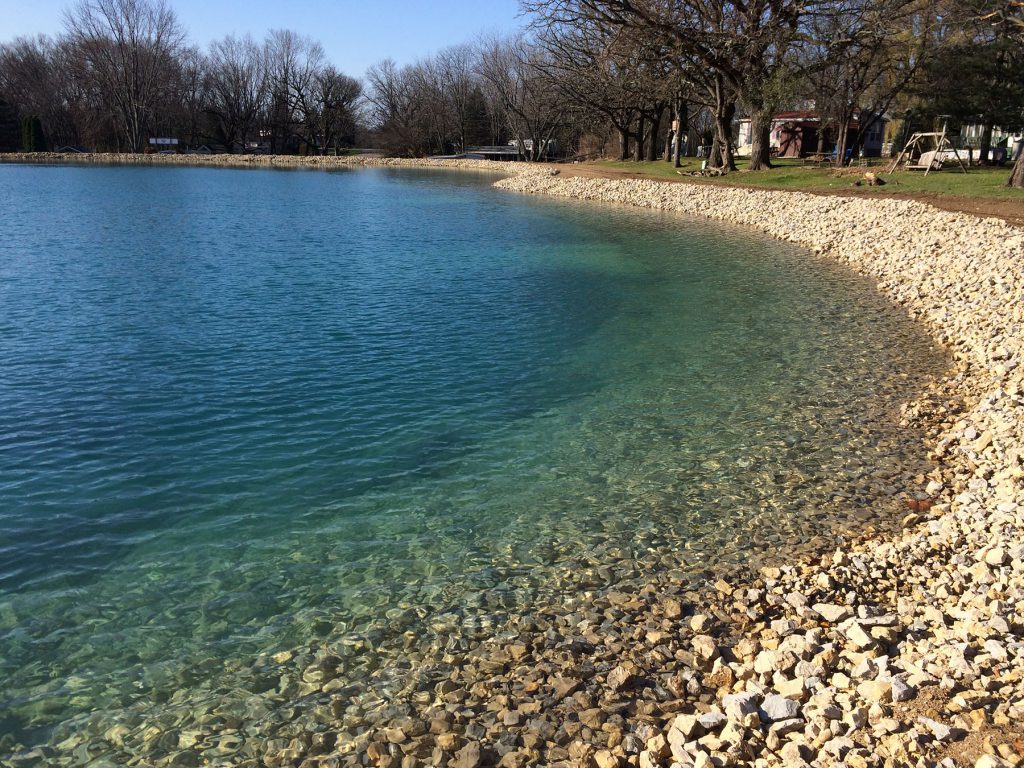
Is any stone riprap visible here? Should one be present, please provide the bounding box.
[1,154,1022,768]
[486,170,1024,768]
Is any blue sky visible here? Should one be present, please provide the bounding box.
[0,0,527,76]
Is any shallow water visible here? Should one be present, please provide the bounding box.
[0,165,945,760]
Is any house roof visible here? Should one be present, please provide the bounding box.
[774,110,820,121]
[739,110,888,126]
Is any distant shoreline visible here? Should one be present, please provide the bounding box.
[0,150,522,174]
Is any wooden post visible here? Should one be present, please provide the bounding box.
[923,125,946,177]
[887,135,915,173]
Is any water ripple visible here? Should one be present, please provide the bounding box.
[0,165,947,752]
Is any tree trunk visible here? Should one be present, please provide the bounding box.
[978,119,994,165]
[747,108,773,170]
[849,125,866,163]
[816,130,825,155]
[834,122,850,167]
[1008,150,1024,188]
[685,132,697,157]
[646,105,664,162]
[633,115,645,162]
[713,100,736,172]
[708,136,722,168]
[673,100,686,168]
[706,75,737,173]
[618,126,629,161]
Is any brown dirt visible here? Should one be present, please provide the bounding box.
[936,722,1024,768]
[557,164,1024,227]
[891,685,1024,767]
[913,194,1024,227]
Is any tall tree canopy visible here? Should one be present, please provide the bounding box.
[63,0,185,152]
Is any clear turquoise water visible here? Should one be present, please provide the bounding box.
[0,165,944,758]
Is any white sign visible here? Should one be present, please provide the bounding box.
[148,137,179,145]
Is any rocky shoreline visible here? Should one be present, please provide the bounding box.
[0,151,512,172]
[2,154,1022,768]
[484,172,1024,768]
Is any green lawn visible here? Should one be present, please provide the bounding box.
[583,158,1024,201]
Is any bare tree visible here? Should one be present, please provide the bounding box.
[532,12,663,160]
[0,36,68,147]
[0,35,128,149]
[2,14,370,154]
[304,66,361,153]
[407,58,457,154]
[477,35,565,161]
[798,0,933,165]
[263,29,324,153]
[205,35,266,152]
[62,0,185,152]
[365,58,426,155]
[365,49,496,157]
[527,0,905,171]
[435,45,490,153]
[164,45,204,148]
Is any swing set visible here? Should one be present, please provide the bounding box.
[887,119,968,176]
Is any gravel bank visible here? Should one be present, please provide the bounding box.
[2,154,1022,768]
[487,170,1024,768]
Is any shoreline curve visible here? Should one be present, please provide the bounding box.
[494,166,1024,768]
[2,152,1022,768]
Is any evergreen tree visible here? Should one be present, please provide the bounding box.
[20,114,46,151]
[0,98,19,151]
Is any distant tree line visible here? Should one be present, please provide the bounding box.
[363,37,579,160]
[0,0,361,154]
[1,0,1022,185]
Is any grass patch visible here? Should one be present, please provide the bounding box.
[580,159,1024,201]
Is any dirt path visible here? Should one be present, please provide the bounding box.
[559,163,1024,227]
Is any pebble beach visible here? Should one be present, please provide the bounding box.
[2,153,1023,768]
[492,167,1024,768]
